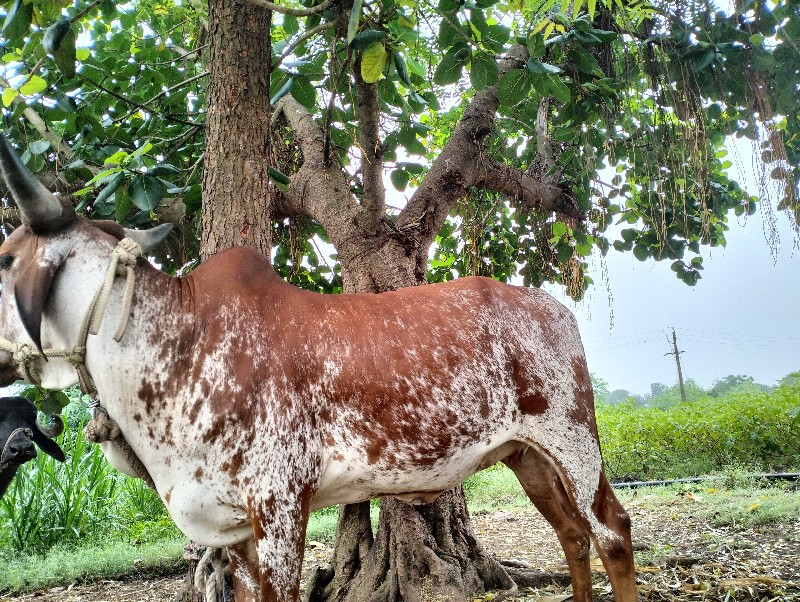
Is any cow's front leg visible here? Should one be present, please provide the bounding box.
[249,487,314,602]
[227,539,259,602]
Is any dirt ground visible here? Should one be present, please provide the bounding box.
[3,490,798,601]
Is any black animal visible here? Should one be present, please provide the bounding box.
[0,397,65,497]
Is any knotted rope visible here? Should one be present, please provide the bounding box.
[89,237,142,342]
[83,404,156,489]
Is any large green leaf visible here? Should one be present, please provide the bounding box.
[129,173,166,212]
[361,42,388,84]
[498,69,532,106]
[470,52,498,91]
[433,45,470,85]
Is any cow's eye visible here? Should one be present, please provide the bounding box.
[0,255,14,270]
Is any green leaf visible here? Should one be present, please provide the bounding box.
[150,164,181,176]
[53,26,77,79]
[568,46,599,74]
[470,52,498,90]
[633,243,649,261]
[271,76,293,105]
[3,0,33,43]
[498,68,532,105]
[268,166,291,187]
[573,29,602,44]
[390,168,409,191]
[692,50,716,71]
[527,33,545,58]
[552,221,567,237]
[587,0,596,19]
[115,184,132,222]
[350,30,385,50]
[2,87,18,107]
[527,58,562,74]
[545,74,570,102]
[393,51,412,87]
[28,140,50,155]
[290,76,316,108]
[347,0,363,46]
[361,42,388,83]
[76,47,90,61]
[129,173,165,211]
[20,75,48,96]
[433,45,469,85]
[95,172,125,207]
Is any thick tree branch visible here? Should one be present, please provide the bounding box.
[396,44,581,250]
[478,158,575,215]
[272,96,361,234]
[354,56,385,232]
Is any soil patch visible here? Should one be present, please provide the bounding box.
[2,492,798,601]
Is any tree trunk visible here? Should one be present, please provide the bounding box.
[200,0,273,259]
[178,1,272,600]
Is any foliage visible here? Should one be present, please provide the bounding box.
[645,378,709,409]
[0,398,178,556]
[590,372,609,403]
[709,374,770,397]
[0,537,186,594]
[0,0,796,292]
[598,378,800,480]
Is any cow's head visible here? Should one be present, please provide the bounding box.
[0,134,172,389]
[0,396,65,497]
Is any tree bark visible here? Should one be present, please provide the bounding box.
[201,0,273,259]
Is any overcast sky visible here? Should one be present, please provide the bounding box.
[545,140,799,395]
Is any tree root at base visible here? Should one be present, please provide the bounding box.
[304,488,526,602]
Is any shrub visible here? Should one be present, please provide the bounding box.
[597,378,800,480]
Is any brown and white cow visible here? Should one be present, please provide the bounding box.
[0,134,637,601]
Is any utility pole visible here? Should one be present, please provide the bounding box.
[665,328,687,402]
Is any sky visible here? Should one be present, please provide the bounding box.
[544,140,799,395]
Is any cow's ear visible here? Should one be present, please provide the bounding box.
[14,256,60,354]
[31,429,65,462]
[123,223,173,252]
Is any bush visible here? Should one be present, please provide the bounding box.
[597,378,800,480]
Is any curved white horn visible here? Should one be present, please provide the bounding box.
[0,134,64,226]
[123,223,174,252]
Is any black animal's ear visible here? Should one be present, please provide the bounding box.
[31,429,65,462]
[14,255,60,354]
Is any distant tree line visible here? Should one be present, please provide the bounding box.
[590,372,798,409]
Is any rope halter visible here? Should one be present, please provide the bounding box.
[0,237,143,396]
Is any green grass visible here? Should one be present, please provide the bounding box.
[464,465,528,513]
[0,537,187,593]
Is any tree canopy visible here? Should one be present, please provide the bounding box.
[0,0,797,297]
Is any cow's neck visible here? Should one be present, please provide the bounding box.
[85,261,191,414]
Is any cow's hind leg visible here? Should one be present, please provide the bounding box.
[504,449,593,602]
[506,445,638,601]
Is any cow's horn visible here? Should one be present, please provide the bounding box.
[0,134,64,225]
[37,414,64,438]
